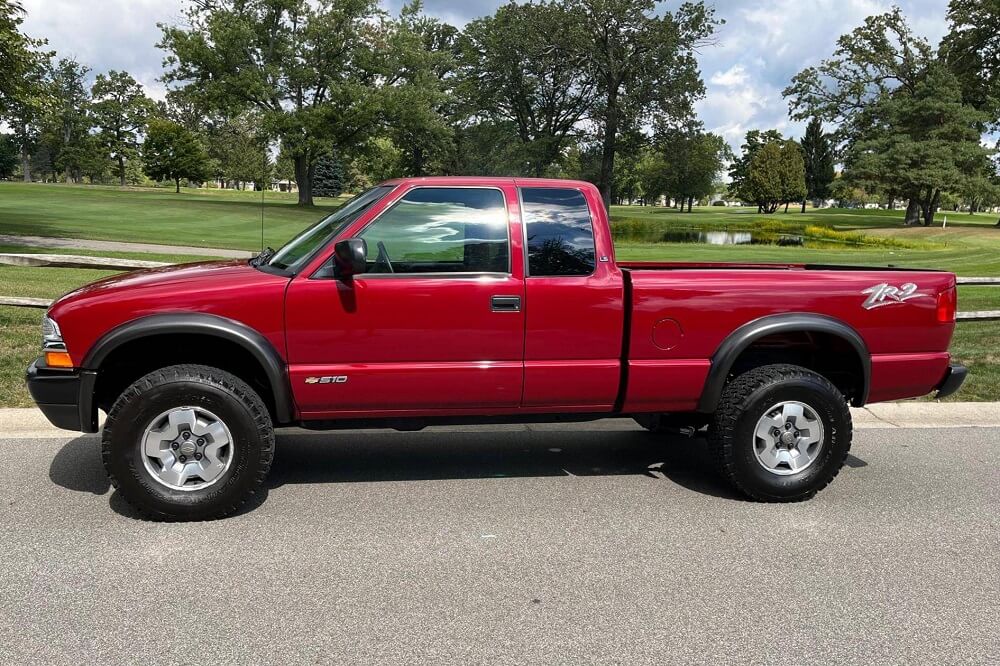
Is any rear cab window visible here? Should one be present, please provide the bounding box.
[519,187,596,276]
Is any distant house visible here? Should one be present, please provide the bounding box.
[271,179,297,193]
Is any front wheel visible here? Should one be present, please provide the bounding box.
[102,364,274,520]
[707,364,852,502]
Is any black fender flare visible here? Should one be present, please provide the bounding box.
[697,313,871,412]
[83,313,294,424]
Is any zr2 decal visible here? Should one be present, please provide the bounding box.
[861,282,926,310]
[304,376,348,385]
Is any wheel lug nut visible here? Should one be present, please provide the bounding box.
[171,442,179,450]
[182,431,191,439]
[195,453,202,460]
[196,438,205,446]
[179,455,186,462]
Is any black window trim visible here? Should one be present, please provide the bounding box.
[341,185,513,279]
[517,185,598,278]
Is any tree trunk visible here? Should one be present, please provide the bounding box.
[784,201,789,213]
[413,146,425,177]
[597,88,619,211]
[117,155,126,187]
[923,188,940,226]
[904,198,922,226]
[294,154,314,206]
[801,199,807,213]
[687,196,694,213]
[20,146,31,182]
[175,177,181,194]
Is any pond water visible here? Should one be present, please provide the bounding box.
[625,229,806,246]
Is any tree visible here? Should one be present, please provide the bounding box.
[737,139,806,214]
[160,0,413,206]
[382,3,457,177]
[205,115,268,190]
[799,117,835,211]
[843,63,992,226]
[58,133,110,184]
[7,52,51,182]
[778,141,807,212]
[784,8,934,141]
[784,8,987,225]
[46,57,92,182]
[567,0,720,208]
[143,117,212,193]
[0,133,17,178]
[634,147,669,205]
[959,169,1000,215]
[657,126,731,211]
[459,1,593,176]
[728,129,784,211]
[313,152,346,197]
[0,0,46,116]
[942,0,1000,124]
[347,136,403,188]
[91,71,153,186]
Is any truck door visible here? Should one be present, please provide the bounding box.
[284,185,525,418]
[518,185,625,410]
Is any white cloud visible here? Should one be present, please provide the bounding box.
[709,65,750,88]
[21,0,184,100]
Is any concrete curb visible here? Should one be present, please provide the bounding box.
[4,403,1000,440]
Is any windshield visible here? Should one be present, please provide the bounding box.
[266,185,395,272]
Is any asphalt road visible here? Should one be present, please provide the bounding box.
[1,421,997,665]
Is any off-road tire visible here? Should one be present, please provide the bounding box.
[102,364,274,521]
[707,364,852,502]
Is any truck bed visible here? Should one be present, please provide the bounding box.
[618,263,956,413]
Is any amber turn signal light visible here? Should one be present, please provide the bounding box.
[44,351,74,368]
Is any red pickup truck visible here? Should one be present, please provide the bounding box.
[27,177,965,519]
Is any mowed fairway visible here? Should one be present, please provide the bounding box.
[1,182,999,405]
[0,182,348,251]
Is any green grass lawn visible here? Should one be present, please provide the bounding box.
[0,181,348,251]
[0,182,997,406]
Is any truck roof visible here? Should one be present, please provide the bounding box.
[381,176,597,189]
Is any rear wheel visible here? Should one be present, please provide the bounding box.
[102,364,274,520]
[708,364,851,502]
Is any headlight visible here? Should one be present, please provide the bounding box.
[42,316,64,349]
[42,316,73,368]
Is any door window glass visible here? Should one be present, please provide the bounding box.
[520,187,596,276]
[359,187,509,274]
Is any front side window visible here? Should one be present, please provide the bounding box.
[267,185,395,273]
[521,187,596,276]
[358,187,509,274]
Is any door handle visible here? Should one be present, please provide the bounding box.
[491,295,521,312]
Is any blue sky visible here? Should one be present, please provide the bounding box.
[22,0,952,149]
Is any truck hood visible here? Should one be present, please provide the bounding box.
[58,260,259,300]
[49,259,292,320]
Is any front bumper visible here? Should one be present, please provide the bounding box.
[935,364,968,400]
[25,359,98,433]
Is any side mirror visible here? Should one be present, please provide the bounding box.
[333,238,367,278]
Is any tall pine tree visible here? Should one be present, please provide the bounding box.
[799,117,835,212]
[312,153,345,198]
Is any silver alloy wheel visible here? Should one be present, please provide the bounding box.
[141,407,234,491]
[752,401,825,476]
